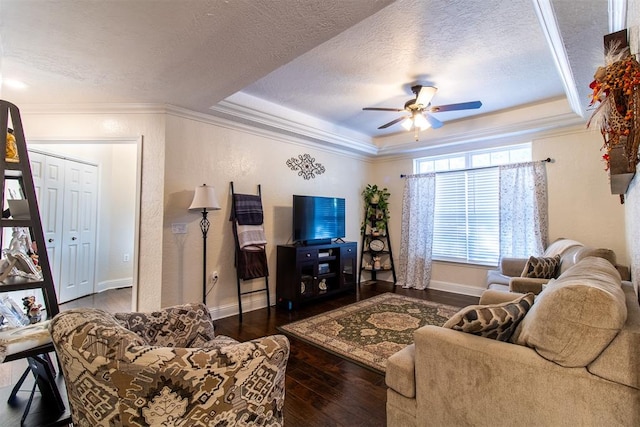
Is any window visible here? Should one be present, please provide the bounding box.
[414,144,531,265]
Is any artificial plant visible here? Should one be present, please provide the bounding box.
[360,184,390,234]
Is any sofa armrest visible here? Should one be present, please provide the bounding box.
[509,277,548,294]
[479,289,525,305]
[114,302,216,347]
[386,344,416,398]
[412,326,636,426]
[499,257,528,277]
[616,264,631,281]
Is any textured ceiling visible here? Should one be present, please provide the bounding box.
[0,0,614,150]
[242,0,567,135]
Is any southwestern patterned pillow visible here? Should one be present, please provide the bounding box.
[521,255,561,279]
[443,293,535,341]
[114,302,216,347]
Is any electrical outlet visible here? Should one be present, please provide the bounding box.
[123,253,130,262]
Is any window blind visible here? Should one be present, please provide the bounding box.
[433,168,499,265]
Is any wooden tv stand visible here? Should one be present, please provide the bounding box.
[276,241,357,310]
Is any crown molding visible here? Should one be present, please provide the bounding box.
[16,98,586,161]
[209,92,378,156]
[17,103,168,115]
[533,0,583,118]
[608,0,627,32]
[165,104,373,161]
[375,111,585,157]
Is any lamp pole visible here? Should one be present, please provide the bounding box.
[189,183,221,306]
[199,208,210,304]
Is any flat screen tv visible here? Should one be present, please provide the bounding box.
[293,195,345,245]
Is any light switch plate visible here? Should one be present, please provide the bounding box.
[171,223,187,234]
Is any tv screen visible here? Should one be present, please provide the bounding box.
[293,195,345,244]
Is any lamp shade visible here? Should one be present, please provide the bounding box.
[189,184,221,211]
[413,113,431,130]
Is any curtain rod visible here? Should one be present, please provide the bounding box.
[400,157,553,178]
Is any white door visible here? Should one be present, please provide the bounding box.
[77,163,97,299]
[31,152,98,303]
[29,152,65,299]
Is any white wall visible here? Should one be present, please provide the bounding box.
[162,114,370,315]
[624,0,640,296]
[535,128,627,263]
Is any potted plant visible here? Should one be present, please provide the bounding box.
[360,184,390,235]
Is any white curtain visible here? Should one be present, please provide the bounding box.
[498,161,548,258]
[397,173,436,290]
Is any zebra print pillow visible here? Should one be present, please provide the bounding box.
[443,293,535,342]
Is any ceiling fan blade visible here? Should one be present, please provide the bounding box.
[363,107,404,112]
[378,116,407,129]
[424,113,444,129]
[429,101,482,112]
[415,86,437,107]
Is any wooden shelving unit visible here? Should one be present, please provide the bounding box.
[0,100,68,426]
[358,201,396,285]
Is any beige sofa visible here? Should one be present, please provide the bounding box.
[386,257,640,426]
[486,238,629,294]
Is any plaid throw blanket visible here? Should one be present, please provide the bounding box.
[233,194,263,225]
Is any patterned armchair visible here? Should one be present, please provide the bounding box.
[49,303,289,427]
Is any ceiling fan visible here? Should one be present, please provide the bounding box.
[363,85,482,136]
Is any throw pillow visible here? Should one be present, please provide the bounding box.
[443,293,535,342]
[521,255,561,279]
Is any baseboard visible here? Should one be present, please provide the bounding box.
[427,280,485,297]
[96,278,133,293]
[209,281,484,320]
[209,292,271,320]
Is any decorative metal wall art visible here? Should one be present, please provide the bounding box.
[286,153,325,180]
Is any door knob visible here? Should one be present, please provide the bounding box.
[71,237,77,241]
[48,238,53,242]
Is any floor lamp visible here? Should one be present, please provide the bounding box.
[189,184,221,305]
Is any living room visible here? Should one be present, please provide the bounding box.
[0,0,634,315]
[1,0,639,425]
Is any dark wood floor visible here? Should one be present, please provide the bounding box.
[0,282,479,426]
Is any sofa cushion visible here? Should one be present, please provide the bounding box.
[542,238,582,257]
[574,247,616,265]
[521,255,560,279]
[442,293,535,342]
[512,257,626,367]
[587,282,640,389]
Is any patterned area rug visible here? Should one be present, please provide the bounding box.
[278,293,461,373]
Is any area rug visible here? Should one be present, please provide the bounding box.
[278,293,461,373]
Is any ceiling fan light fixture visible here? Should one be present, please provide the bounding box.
[413,113,431,130]
[401,117,414,131]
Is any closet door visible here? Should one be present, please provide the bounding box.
[59,161,82,302]
[77,163,97,299]
[59,160,98,303]
[29,152,65,300]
